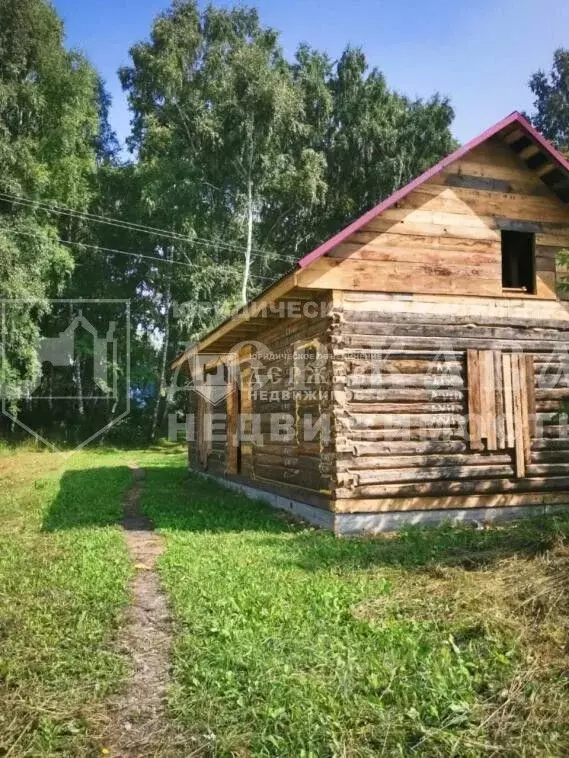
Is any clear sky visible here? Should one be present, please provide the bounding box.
[53,0,569,151]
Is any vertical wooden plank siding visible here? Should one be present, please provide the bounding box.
[518,356,532,467]
[511,354,526,478]
[483,350,497,450]
[197,394,206,468]
[502,353,515,448]
[467,349,482,445]
[525,354,537,437]
[493,350,505,449]
[238,345,253,478]
[225,381,238,474]
[468,349,535,477]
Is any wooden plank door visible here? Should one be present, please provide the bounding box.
[467,349,535,477]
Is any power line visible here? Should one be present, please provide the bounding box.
[0,189,298,264]
[1,225,276,282]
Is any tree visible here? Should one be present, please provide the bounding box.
[0,0,101,417]
[119,1,317,436]
[260,46,455,259]
[529,48,569,154]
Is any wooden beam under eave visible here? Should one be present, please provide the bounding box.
[536,162,557,178]
[503,128,525,145]
[519,144,541,161]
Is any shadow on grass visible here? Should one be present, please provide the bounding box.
[42,466,132,531]
[42,463,569,571]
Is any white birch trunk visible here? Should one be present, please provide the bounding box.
[241,178,253,305]
[151,249,173,441]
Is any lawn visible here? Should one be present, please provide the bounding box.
[141,454,569,757]
[0,446,135,756]
[2,446,569,756]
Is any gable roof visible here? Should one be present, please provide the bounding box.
[173,111,569,365]
[298,111,569,269]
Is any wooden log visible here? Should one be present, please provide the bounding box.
[531,438,569,450]
[338,475,569,499]
[541,425,569,438]
[355,464,514,485]
[343,452,513,470]
[347,413,465,430]
[532,450,569,463]
[346,374,465,388]
[342,320,569,343]
[346,388,464,402]
[353,440,468,455]
[254,463,324,491]
[346,402,464,414]
[342,335,569,353]
[527,463,569,476]
[333,491,569,513]
[349,428,465,442]
[344,349,463,360]
[343,308,569,332]
[535,387,569,399]
[346,358,464,375]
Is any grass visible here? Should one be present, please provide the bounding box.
[139,455,569,757]
[3,445,569,756]
[0,448,134,756]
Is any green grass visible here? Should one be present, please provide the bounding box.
[3,445,569,756]
[0,448,134,756]
[139,455,569,757]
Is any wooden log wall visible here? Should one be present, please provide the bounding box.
[248,301,333,497]
[331,300,569,513]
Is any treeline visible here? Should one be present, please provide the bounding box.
[0,0,568,444]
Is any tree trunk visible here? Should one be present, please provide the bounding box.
[150,249,173,441]
[241,178,253,305]
[75,354,84,417]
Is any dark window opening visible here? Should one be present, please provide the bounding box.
[501,230,535,293]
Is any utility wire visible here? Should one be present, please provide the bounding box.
[1,226,276,282]
[0,189,298,265]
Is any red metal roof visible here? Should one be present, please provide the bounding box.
[298,111,569,269]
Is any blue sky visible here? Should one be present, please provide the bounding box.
[53,0,569,151]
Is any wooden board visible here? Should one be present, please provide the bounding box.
[511,354,526,477]
[307,136,569,299]
[502,353,515,447]
[225,382,238,475]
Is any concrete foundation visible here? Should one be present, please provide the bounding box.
[191,470,569,536]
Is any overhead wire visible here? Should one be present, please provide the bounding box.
[0,226,276,282]
[0,189,299,266]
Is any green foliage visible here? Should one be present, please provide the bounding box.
[0,0,102,402]
[116,0,454,437]
[0,0,454,443]
[529,48,569,153]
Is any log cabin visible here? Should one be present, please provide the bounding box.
[172,111,569,535]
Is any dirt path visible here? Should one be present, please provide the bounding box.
[105,463,178,757]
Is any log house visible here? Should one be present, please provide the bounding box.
[173,112,569,534]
